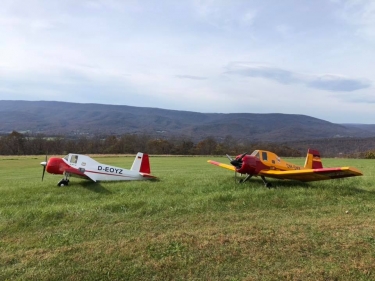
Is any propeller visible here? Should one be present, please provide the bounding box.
[229,152,247,169]
[40,155,48,181]
[226,154,238,182]
[227,152,247,183]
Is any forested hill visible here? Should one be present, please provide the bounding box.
[1,100,374,142]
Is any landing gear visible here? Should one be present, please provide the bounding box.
[237,174,274,188]
[239,174,253,184]
[57,173,70,187]
[265,182,273,188]
[57,179,69,187]
[261,176,273,188]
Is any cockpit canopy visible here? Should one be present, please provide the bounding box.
[251,150,269,161]
[63,154,79,164]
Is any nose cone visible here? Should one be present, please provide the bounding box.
[45,158,65,175]
[40,161,47,167]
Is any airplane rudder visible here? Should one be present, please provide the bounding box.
[308,149,320,157]
[140,153,151,174]
[307,148,323,169]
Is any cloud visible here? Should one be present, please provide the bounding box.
[225,62,371,92]
[342,93,375,104]
[336,0,375,40]
[0,0,375,124]
[225,63,297,84]
[308,74,370,92]
[175,75,207,80]
[192,0,257,30]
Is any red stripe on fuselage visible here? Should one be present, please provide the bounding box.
[85,170,140,179]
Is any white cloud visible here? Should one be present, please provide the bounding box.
[337,0,375,40]
[275,24,293,38]
[241,10,257,26]
[192,0,257,31]
[176,75,207,80]
[0,0,374,123]
[225,62,371,92]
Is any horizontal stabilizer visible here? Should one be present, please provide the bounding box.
[140,173,158,179]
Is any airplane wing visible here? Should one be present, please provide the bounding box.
[259,167,363,182]
[207,160,362,182]
[63,167,94,181]
[65,167,157,182]
[207,160,236,171]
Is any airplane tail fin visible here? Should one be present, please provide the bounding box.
[131,152,151,174]
[304,149,323,169]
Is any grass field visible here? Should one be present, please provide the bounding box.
[1,155,375,280]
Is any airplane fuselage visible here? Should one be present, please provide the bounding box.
[43,153,155,183]
[237,150,303,175]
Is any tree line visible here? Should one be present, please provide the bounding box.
[0,131,302,157]
[2,131,374,158]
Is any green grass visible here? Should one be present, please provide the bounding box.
[1,155,375,280]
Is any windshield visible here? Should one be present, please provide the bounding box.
[70,155,78,164]
[251,150,260,159]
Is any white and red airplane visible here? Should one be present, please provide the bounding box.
[40,152,157,186]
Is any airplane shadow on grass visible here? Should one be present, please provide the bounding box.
[230,176,310,189]
[78,181,112,194]
[225,178,305,190]
[59,179,159,194]
[276,179,375,196]
[236,177,374,195]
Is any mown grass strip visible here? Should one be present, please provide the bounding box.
[1,155,375,280]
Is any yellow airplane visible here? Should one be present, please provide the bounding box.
[207,149,363,187]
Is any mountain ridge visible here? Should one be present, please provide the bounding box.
[1,100,374,142]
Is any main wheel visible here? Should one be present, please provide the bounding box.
[57,180,69,187]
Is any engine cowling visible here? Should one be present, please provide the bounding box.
[46,158,68,175]
[236,155,268,175]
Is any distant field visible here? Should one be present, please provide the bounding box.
[1,155,375,280]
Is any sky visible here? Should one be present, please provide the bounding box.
[1,0,375,123]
